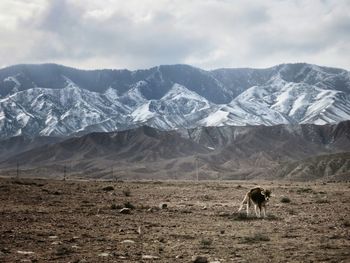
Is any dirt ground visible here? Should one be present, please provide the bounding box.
[0,177,349,263]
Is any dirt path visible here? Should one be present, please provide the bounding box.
[0,178,349,262]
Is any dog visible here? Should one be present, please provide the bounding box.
[238,187,271,218]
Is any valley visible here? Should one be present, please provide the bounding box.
[0,177,349,262]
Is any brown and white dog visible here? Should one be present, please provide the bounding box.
[238,187,271,218]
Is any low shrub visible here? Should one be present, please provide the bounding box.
[111,204,123,210]
[315,198,329,204]
[124,201,135,209]
[280,196,291,203]
[343,220,350,227]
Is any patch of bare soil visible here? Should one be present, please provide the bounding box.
[0,177,349,262]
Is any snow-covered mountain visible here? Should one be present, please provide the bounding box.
[0,63,350,139]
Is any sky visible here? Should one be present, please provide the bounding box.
[0,0,349,70]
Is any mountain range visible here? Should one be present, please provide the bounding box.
[0,121,349,180]
[0,62,350,180]
[1,63,350,140]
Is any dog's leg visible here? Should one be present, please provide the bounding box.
[259,204,264,218]
[246,198,250,216]
[254,204,259,217]
[262,205,266,218]
[238,203,243,212]
[238,194,247,212]
[258,208,261,218]
[238,201,244,212]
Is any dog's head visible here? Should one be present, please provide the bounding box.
[261,189,271,201]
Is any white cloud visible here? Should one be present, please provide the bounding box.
[0,0,349,70]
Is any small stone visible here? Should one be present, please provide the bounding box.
[147,207,160,212]
[142,255,159,260]
[102,186,114,191]
[218,212,230,217]
[192,255,208,263]
[98,252,110,257]
[17,251,35,255]
[137,226,142,235]
[55,245,73,256]
[119,208,131,214]
[1,248,10,254]
[121,240,135,244]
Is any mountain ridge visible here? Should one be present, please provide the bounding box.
[1,121,349,180]
[1,62,350,140]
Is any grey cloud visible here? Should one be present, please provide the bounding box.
[26,1,214,68]
[0,0,349,70]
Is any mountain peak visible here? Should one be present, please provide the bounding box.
[0,63,349,140]
[161,83,208,102]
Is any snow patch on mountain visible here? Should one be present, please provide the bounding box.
[200,109,229,126]
[0,63,349,139]
[104,87,119,100]
[131,101,157,122]
[163,83,208,103]
[160,83,212,114]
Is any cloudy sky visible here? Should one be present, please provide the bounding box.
[0,0,349,70]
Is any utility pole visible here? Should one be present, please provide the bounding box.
[63,165,67,181]
[196,157,199,181]
[16,162,19,178]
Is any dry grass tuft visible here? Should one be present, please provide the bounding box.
[231,212,279,221]
[240,233,270,243]
[296,187,314,194]
[123,188,131,196]
[199,238,213,248]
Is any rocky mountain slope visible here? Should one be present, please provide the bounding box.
[0,135,61,161]
[1,121,349,180]
[275,152,350,181]
[1,63,350,139]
